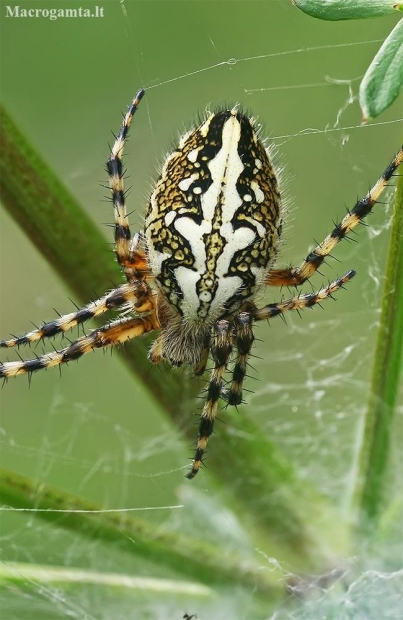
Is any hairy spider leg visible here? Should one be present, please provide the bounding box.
[189,272,357,464]
[1,90,158,381]
[187,320,234,479]
[0,313,159,379]
[266,147,403,287]
[106,89,149,283]
[0,282,152,350]
[254,271,356,321]
[186,271,354,478]
[225,312,255,406]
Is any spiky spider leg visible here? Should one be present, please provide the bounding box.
[0,282,152,350]
[253,271,355,322]
[266,147,403,288]
[0,91,157,380]
[222,272,355,397]
[187,320,233,479]
[187,274,355,477]
[0,313,159,379]
[222,312,255,406]
[106,89,148,283]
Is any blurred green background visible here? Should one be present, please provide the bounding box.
[1,1,402,617]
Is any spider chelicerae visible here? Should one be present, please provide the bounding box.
[1,90,402,478]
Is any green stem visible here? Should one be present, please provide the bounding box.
[353,169,403,531]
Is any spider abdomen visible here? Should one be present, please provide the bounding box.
[145,108,282,324]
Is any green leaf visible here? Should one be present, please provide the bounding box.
[359,19,403,121]
[292,0,399,21]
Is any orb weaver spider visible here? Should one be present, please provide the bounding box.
[1,89,402,478]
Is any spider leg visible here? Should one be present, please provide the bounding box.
[0,282,153,349]
[106,89,149,283]
[253,271,355,321]
[266,147,403,287]
[186,320,233,479]
[221,312,254,406]
[0,312,159,379]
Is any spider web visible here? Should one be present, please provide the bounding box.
[1,1,402,618]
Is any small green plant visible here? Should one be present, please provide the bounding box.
[293,0,403,119]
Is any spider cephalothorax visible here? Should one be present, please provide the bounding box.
[1,90,402,478]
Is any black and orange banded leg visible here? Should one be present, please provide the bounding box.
[223,312,254,406]
[187,320,233,479]
[0,314,158,379]
[266,147,403,288]
[254,271,355,322]
[0,281,153,350]
[106,89,148,283]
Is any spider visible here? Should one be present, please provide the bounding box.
[1,89,402,478]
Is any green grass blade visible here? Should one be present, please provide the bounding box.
[352,164,403,532]
[0,468,284,598]
[0,562,214,596]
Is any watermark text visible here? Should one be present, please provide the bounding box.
[5,5,105,20]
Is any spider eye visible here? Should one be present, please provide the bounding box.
[145,108,282,323]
